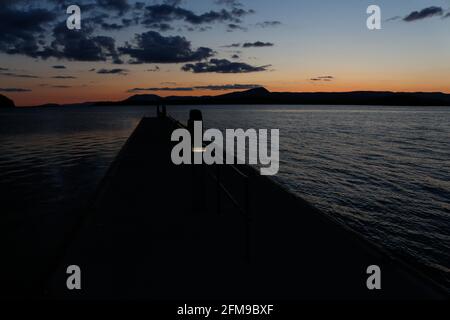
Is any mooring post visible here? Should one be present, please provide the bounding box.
[188,110,205,212]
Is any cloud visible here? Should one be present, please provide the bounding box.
[128,87,194,92]
[52,65,66,69]
[403,6,443,22]
[97,0,131,15]
[119,31,214,63]
[0,72,39,78]
[0,6,57,58]
[52,76,76,79]
[97,68,129,74]
[145,23,174,32]
[195,84,262,90]
[0,88,31,92]
[242,41,274,48]
[141,4,253,28]
[222,42,273,48]
[227,23,247,31]
[52,85,72,88]
[127,83,262,92]
[147,66,160,72]
[39,22,122,63]
[222,43,241,48]
[310,75,334,82]
[215,0,243,8]
[231,54,240,59]
[1,0,256,64]
[0,2,124,63]
[385,16,401,22]
[256,21,282,28]
[182,59,269,73]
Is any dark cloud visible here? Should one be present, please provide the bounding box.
[0,88,31,92]
[128,83,262,92]
[182,59,269,73]
[146,23,174,31]
[97,68,128,74]
[164,0,183,6]
[310,76,334,82]
[385,16,401,22]
[97,0,131,15]
[243,41,274,48]
[51,85,72,88]
[141,4,253,28]
[52,65,66,69]
[215,0,243,8]
[38,22,122,63]
[222,43,241,48]
[147,66,160,72]
[51,76,76,79]
[98,17,135,31]
[195,84,261,90]
[128,87,194,92]
[256,21,282,28]
[403,6,443,22]
[0,6,57,57]
[119,31,214,63]
[0,72,39,78]
[0,4,124,62]
[0,68,9,71]
[1,0,256,65]
[227,23,247,31]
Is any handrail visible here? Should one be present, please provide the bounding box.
[167,114,252,260]
[168,114,249,183]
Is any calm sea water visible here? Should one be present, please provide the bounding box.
[1,105,449,288]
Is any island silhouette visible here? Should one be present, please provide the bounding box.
[0,95,15,108]
[3,87,450,108]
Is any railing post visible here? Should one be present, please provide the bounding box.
[216,164,221,215]
[245,175,251,262]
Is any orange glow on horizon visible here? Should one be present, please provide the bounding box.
[10,81,450,107]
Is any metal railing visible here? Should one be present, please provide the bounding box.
[168,114,252,260]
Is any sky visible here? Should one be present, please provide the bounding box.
[1,0,450,106]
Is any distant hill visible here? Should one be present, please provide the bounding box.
[92,87,450,107]
[0,94,15,108]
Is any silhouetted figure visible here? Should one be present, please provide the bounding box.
[188,109,203,135]
[161,105,167,117]
[156,104,161,117]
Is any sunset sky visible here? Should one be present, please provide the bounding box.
[1,0,450,106]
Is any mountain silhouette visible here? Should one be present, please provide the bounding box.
[92,87,450,107]
[17,88,450,108]
[0,94,15,108]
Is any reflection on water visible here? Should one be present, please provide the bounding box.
[1,104,449,287]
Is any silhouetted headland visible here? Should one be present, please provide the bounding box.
[0,94,15,108]
[14,87,450,108]
[94,87,450,107]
